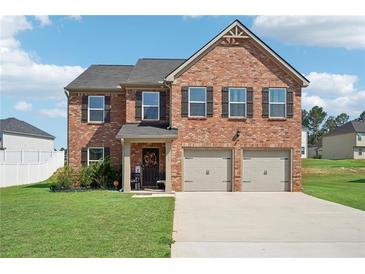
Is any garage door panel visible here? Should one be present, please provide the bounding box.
[242,150,290,192]
[184,150,232,192]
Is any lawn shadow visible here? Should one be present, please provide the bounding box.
[348,179,365,184]
[25,183,51,189]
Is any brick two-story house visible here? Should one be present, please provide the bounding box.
[65,20,309,192]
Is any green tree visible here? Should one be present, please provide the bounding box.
[335,113,349,126]
[323,116,337,133]
[307,106,327,145]
[357,111,365,121]
[302,109,309,128]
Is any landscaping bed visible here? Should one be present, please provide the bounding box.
[302,159,365,211]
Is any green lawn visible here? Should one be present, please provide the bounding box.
[302,159,365,211]
[0,180,175,258]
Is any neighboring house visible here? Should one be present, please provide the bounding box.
[0,117,55,151]
[65,20,309,192]
[301,127,308,158]
[308,141,323,158]
[321,120,365,160]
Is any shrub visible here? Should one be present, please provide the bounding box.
[78,165,94,188]
[89,157,118,189]
[50,166,74,191]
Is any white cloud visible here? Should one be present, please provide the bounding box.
[34,16,51,26]
[303,72,365,117]
[14,101,32,111]
[39,108,66,118]
[252,16,365,49]
[0,16,84,99]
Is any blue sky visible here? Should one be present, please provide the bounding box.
[1,16,364,148]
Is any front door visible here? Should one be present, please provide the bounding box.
[142,148,160,187]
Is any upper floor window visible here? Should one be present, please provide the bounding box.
[189,87,206,117]
[88,147,104,165]
[142,92,160,120]
[88,96,105,123]
[229,88,246,118]
[269,88,286,118]
[357,134,362,141]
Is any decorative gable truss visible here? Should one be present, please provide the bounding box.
[221,25,250,46]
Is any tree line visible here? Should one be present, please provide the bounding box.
[302,107,365,145]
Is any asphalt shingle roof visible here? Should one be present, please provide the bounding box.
[0,118,55,139]
[116,124,178,139]
[325,120,365,137]
[125,58,185,85]
[65,65,134,90]
[65,59,186,90]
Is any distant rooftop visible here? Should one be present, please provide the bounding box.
[0,118,55,140]
[325,120,365,137]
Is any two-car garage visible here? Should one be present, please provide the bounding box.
[183,149,291,192]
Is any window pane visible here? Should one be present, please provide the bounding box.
[143,106,159,120]
[89,96,104,108]
[270,104,285,117]
[230,103,245,117]
[89,148,103,161]
[189,87,206,102]
[143,92,159,105]
[270,88,286,103]
[190,103,205,116]
[89,110,104,121]
[229,88,245,102]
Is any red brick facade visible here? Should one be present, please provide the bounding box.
[170,39,302,191]
[67,30,303,192]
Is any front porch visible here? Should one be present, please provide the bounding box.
[116,124,178,192]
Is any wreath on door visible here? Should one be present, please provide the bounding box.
[144,152,158,167]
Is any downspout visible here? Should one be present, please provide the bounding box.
[64,88,69,166]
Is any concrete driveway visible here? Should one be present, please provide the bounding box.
[172,192,365,257]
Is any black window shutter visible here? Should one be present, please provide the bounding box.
[135,91,142,120]
[262,88,269,118]
[159,91,167,121]
[81,147,88,166]
[104,96,111,122]
[246,87,253,118]
[104,147,110,159]
[81,95,88,123]
[222,87,229,118]
[206,86,213,117]
[181,86,188,117]
[286,88,293,118]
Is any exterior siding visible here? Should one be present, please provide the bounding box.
[356,133,365,147]
[2,133,54,151]
[301,129,308,158]
[322,133,356,159]
[353,147,365,159]
[170,40,303,192]
[68,92,125,168]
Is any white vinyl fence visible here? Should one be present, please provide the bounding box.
[0,150,65,187]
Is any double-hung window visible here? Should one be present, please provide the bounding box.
[88,96,105,123]
[269,88,286,118]
[188,87,206,117]
[87,147,104,165]
[229,88,246,118]
[357,134,362,141]
[142,92,159,120]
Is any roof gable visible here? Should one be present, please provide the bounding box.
[165,20,309,86]
[325,120,365,137]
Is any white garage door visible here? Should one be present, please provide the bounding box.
[183,149,232,192]
[242,150,290,192]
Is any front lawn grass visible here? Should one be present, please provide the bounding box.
[302,159,365,211]
[0,179,175,258]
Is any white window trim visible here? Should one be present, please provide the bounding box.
[228,87,247,118]
[88,96,105,123]
[269,88,286,118]
[87,147,104,166]
[188,87,207,118]
[359,148,363,156]
[142,91,160,121]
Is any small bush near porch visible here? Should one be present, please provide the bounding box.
[0,178,174,257]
